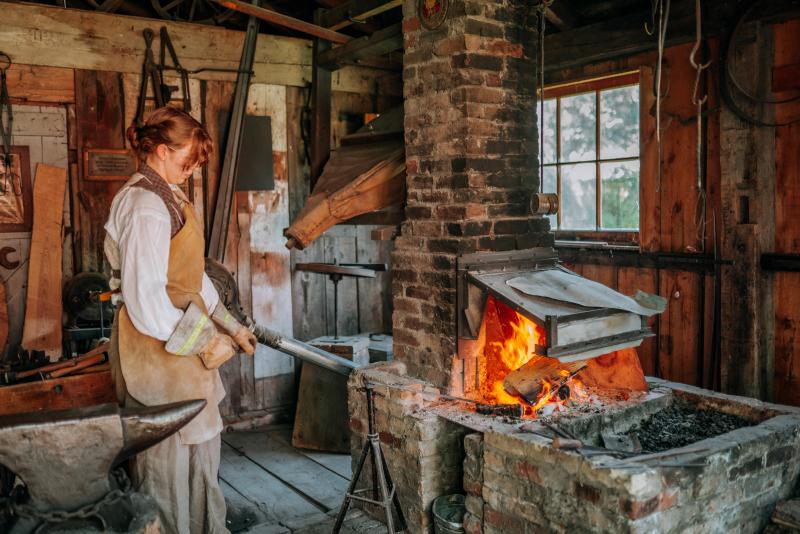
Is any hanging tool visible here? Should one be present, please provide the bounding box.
[158,26,192,112]
[689,0,711,247]
[135,29,166,126]
[0,51,13,195]
[135,27,191,126]
[207,0,261,260]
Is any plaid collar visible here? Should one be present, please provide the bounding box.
[133,163,185,237]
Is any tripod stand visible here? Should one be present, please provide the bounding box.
[332,381,405,533]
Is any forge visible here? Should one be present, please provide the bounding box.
[344,1,800,533]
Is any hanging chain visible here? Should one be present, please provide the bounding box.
[3,467,133,531]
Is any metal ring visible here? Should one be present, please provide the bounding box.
[0,52,11,73]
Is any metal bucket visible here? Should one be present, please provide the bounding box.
[432,494,466,534]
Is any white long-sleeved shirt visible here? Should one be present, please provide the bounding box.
[104,176,219,341]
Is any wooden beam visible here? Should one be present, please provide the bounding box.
[213,0,352,43]
[311,9,332,187]
[317,22,402,70]
[0,2,402,95]
[320,0,403,31]
[0,2,307,86]
[543,0,800,75]
[544,1,577,32]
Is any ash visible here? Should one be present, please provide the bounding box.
[537,387,647,424]
[626,402,755,453]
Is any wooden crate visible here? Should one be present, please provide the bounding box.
[0,371,116,417]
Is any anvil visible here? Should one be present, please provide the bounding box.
[0,400,205,512]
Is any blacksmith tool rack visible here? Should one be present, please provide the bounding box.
[295,262,386,339]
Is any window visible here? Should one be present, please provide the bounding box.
[541,73,641,237]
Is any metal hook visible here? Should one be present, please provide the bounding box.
[644,0,659,35]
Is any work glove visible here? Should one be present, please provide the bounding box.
[197,333,237,370]
[165,301,237,368]
[211,302,257,356]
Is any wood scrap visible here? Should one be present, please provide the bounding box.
[47,353,106,378]
[504,357,587,403]
[75,363,110,375]
[21,164,67,361]
[15,342,109,381]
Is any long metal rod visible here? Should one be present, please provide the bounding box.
[250,323,357,377]
[213,0,351,44]
[208,0,261,260]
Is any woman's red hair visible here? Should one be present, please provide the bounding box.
[126,106,213,171]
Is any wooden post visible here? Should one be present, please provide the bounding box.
[310,8,332,190]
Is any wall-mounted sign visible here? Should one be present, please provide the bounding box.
[419,0,449,30]
[83,148,136,181]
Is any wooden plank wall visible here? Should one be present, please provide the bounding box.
[772,19,800,406]
[556,41,721,389]
[555,17,800,404]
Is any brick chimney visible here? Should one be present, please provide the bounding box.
[392,0,553,389]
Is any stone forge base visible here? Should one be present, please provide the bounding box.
[347,362,800,534]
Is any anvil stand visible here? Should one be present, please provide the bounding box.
[294,262,385,340]
[332,381,406,533]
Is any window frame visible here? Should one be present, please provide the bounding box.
[541,71,641,245]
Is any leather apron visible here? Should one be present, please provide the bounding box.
[115,202,226,445]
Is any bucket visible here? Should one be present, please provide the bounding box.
[432,494,466,534]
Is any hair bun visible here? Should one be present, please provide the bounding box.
[126,123,141,151]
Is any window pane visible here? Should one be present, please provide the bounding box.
[600,85,639,159]
[541,99,557,164]
[542,165,557,229]
[560,92,596,163]
[561,163,596,230]
[601,160,640,230]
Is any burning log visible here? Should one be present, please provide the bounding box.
[503,357,587,404]
[475,403,523,418]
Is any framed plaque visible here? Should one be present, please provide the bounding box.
[83,148,136,181]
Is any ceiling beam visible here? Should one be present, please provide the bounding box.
[319,0,403,31]
[544,1,577,31]
[317,21,402,70]
[543,0,800,77]
[213,0,352,43]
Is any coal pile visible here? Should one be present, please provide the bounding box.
[627,403,755,453]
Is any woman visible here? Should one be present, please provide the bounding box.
[105,106,257,533]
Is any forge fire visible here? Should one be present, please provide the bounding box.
[471,296,649,420]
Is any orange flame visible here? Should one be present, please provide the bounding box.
[478,299,591,418]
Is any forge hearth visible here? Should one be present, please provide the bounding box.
[347,363,800,533]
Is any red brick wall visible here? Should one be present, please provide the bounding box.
[392,0,553,389]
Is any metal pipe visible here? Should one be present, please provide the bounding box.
[251,323,358,377]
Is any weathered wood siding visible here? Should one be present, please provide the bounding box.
[0,3,400,422]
